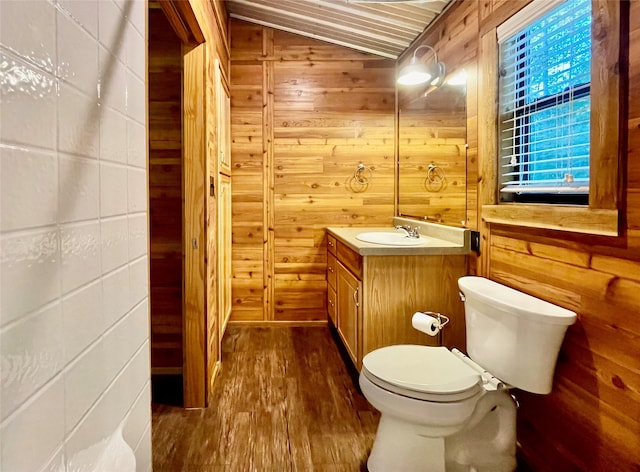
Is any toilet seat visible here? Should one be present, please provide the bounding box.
[362,345,483,402]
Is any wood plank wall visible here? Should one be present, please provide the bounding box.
[229,21,265,321]
[473,1,640,470]
[149,9,183,371]
[230,20,397,322]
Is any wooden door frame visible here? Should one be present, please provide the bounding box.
[158,0,209,408]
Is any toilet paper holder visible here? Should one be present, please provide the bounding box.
[420,311,450,330]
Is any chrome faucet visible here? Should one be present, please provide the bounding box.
[395,225,420,238]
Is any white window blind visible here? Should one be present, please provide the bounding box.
[498,0,592,200]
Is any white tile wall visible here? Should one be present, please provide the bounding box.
[62,281,103,363]
[57,0,99,39]
[101,216,129,273]
[127,121,147,169]
[1,147,58,231]
[0,0,57,74]
[0,54,58,150]
[1,377,66,472]
[57,9,99,96]
[100,107,128,164]
[58,153,100,223]
[0,302,64,421]
[99,47,128,115]
[60,221,102,293]
[1,229,61,324]
[128,214,148,261]
[100,162,129,216]
[102,265,132,329]
[57,82,100,158]
[0,0,150,471]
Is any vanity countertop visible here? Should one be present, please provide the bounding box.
[326,226,469,256]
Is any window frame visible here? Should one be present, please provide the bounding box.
[479,0,627,236]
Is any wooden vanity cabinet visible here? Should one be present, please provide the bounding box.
[327,233,467,370]
[328,234,361,366]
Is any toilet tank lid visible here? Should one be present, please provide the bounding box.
[458,276,577,326]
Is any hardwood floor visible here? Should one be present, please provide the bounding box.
[152,326,379,471]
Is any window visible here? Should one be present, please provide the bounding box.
[479,0,625,236]
[498,0,592,204]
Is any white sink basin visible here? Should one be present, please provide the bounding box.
[356,232,426,246]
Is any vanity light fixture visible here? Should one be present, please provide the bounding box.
[397,44,445,86]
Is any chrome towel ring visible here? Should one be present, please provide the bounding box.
[354,163,373,185]
[427,163,445,185]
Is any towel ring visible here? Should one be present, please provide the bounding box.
[427,163,445,184]
[354,163,373,185]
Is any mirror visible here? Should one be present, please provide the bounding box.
[397,71,467,227]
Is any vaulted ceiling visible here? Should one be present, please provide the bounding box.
[224,0,455,59]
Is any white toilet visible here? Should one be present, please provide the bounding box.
[359,276,577,472]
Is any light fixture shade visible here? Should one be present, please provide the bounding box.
[397,44,445,87]
[397,58,432,85]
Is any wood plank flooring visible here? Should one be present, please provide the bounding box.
[152,326,379,471]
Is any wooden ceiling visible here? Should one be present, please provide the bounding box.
[224,0,455,59]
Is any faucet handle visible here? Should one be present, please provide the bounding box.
[395,225,420,238]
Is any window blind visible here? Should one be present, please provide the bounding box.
[498,0,592,199]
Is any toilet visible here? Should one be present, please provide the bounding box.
[359,276,577,472]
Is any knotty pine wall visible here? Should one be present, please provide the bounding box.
[230,20,396,322]
[149,9,183,371]
[473,1,640,470]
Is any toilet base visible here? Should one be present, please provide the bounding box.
[365,389,518,472]
[367,415,446,472]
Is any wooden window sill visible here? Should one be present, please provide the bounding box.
[482,204,619,236]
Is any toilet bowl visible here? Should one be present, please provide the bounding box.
[359,276,577,472]
[361,345,484,436]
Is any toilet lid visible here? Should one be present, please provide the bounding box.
[362,345,482,395]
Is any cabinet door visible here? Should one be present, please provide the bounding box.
[327,286,337,326]
[216,61,231,176]
[218,174,232,339]
[326,252,337,326]
[337,262,361,367]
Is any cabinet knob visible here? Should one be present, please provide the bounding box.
[328,266,334,273]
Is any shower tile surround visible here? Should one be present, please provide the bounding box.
[0,1,151,471]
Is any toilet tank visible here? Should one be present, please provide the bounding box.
[458,276,577,394]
